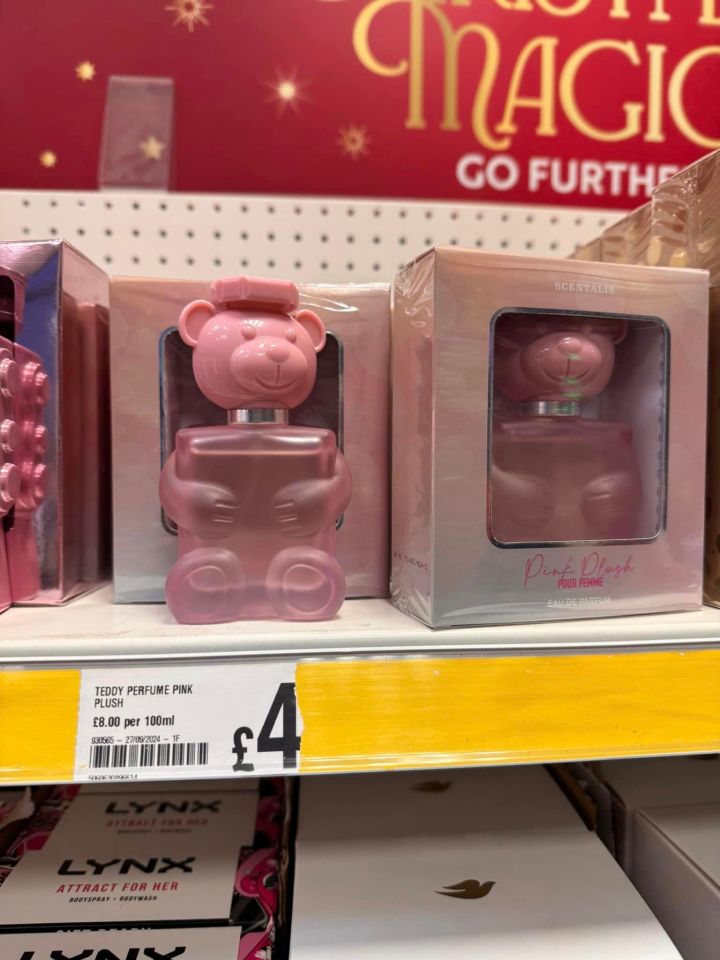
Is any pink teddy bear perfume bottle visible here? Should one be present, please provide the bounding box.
[160,276,352,624]
[490,314,642,545]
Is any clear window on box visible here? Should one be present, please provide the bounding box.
[488,308,668,547]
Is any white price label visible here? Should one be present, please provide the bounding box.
[74,662,302,782]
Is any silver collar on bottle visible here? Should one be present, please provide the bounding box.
[521,400,581,417]
[228,408,289,424]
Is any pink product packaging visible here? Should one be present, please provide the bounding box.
[0,242,110,608]
[392,248,708,628]
[111,277,390,603]
[0,780,286,958]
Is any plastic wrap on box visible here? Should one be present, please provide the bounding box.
[99,75,174,190]
[570,237,602,262]
[601,203,652,265]
[649,151,720,277]
[392,248,708,627]
[111,276,390,602]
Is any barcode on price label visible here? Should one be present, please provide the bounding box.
[89,741,209,769]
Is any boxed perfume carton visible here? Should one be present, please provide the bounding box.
[290,767,681,959]
[111,277,390,602]
[0,780,285,957]
[575,756,720,871]
[650,151,720,605]
[392,248,708,627]
[631,802,720,960]
[296,766,588,843]
[0,241,110,609]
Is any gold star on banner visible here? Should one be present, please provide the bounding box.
[75,60,96,81]
[265,70,308,114]
[139,135,166,161]
[165,0,212,32]
[39,150,57,169]
[337,125,371,160]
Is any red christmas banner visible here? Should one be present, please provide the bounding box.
[2,0,719,207]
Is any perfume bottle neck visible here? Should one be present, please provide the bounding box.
[521,400,582,418]
[227,408,289,424]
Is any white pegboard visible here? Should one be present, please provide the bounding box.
[0,190,622,282]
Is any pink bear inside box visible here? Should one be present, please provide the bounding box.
[111,276,390,604]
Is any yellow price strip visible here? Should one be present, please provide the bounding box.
[2,649,720,784]
[297,649,720,772]
[0,670,81,783]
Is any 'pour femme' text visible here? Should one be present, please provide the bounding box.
[523,552,634,589]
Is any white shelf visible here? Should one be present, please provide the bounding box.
[3,586,720,666]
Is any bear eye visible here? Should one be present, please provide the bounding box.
[241,323,256,340]
[286,328,297,344]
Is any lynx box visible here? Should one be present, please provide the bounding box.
[392,248,708,627]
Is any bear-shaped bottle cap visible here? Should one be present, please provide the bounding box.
[210,276,299,313]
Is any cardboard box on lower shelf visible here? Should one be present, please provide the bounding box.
[290,766,681,959]
[632,802,720,960]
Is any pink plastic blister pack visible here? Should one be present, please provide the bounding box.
[160,275,352,624]
[0,336,20,613]
[5,343,49,602]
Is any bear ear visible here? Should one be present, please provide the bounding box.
[294,309,326,353]
[179,299,216,347]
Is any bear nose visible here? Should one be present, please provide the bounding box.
[267,342,290,364]
[557,336,583,357]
